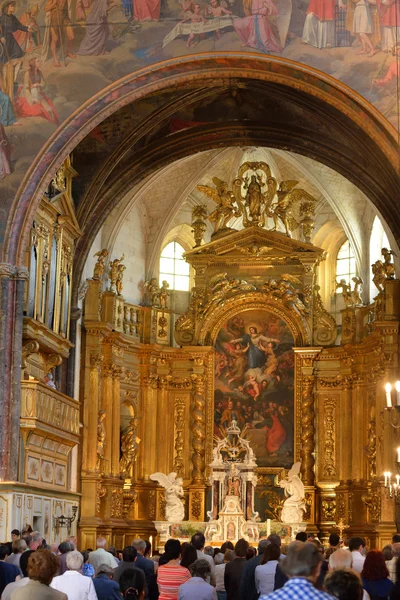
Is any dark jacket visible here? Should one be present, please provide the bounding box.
[225,557,247,600]
[239,554,263,600]
[135,555,158,600]
[93,573,121,600]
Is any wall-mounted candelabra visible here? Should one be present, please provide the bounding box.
[384,382,400,428]
[53,505,78,530]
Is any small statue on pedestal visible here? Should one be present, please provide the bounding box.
[150,472,185,522]
[119,418,140,478]
[159,281,170,309]
[116,263,126,296]
[108,255,125,293]
[279,462,306,524]
[144,278,160,307]
[93,249,109,280]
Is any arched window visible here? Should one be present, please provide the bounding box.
[336,240,356,288]
[159,242,190,291]
[370,216,390,299]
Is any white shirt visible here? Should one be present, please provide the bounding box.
[50,570,98,600]
[215,564,226,592]
[351,550,365,573]
[88,548,116,572]
[196,551,216,586]
[1,576,30,600]
[255,560,278,595]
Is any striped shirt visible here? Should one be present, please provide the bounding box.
[157,564,191,600]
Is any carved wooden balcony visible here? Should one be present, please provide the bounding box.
[20,380,80,444]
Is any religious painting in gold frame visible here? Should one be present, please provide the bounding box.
[214,309,294,469]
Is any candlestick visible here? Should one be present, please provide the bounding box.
[397,448,400,463]
[388,472,392,486]
[397,474,400,486]
[267,519,271,537]
[396,382,400,406]
[149,535,153,556]
[386,383,393,408]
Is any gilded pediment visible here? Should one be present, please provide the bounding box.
[184,227,324,265]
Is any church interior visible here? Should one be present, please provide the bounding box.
[1,53,400,552]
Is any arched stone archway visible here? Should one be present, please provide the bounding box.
[4,52,400,268]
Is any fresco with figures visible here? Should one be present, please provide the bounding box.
[214,309,294,468]
[0,0,399,198]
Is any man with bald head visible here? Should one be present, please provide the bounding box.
[88,537,116,572]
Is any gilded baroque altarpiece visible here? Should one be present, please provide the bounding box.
[76,224,400,548]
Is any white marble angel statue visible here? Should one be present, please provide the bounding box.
[150,472,185,523]
[279,462,306,524]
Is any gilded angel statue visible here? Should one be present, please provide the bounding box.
[268,181,317,237]
[196,177,240,233]
[108,255,125,293]
[93,249,109,280]
[279,462,306,524]
[150,472,185,522]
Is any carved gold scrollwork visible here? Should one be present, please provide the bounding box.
[313,285,337,346]
[336,493,345,521]
[323,398,337,478]
[190,374,206,484]
[46,353,62,373]
[22,340,40,368]
[362,486,381,523]
[111,488,124,518]
[173,398,186,476]
[191,491,202,520]
[321,498,336,521]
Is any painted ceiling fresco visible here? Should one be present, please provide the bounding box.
[0,0,399,202]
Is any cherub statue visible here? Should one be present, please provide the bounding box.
[119,418,140,478]
[144,278,160,307]
[196,177,240,233]
[372,260,386,293]
[159,280,170,309]
[268,181,316,237]
[93,249,109,280]
[116,263,126,296]
[279,462,306,524]
[108,255,125,293]
[382,248,396,279]
[97,410,106,471]
[336,279,352,307]
[350,276,363,306]
[149,472,185,522]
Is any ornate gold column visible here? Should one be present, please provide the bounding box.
[189,372,206,521]
[294,348,321,531]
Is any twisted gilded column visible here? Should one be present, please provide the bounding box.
[190,374,206,484]
[301,375,315,486]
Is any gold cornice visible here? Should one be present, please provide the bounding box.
[23,317,73,358]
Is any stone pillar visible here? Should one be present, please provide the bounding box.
[0,264,28,482]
